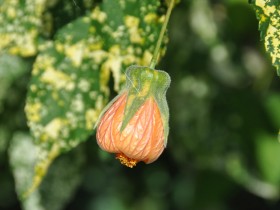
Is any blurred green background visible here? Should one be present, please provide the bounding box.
[1,0,280,210]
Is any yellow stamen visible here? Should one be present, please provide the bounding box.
[116,153,138,168]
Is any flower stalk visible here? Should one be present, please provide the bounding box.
[149,0,175,69]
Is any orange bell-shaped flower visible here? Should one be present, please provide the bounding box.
[95,66,170,168]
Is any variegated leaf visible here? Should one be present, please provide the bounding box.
[0,0,47,56]
[9,133,85,209]
[251,0,280,75]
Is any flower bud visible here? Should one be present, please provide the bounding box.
[95,65,170,167]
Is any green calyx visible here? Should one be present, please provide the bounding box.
[120,65,171,146]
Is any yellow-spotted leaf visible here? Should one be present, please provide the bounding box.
[9,133,85,209]
[92,0,166,91]
[25,0,165,196]
[250,0,280,75]
[25,23,110,196]
[0,0,47,56]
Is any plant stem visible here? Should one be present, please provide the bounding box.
[149,0,175,69]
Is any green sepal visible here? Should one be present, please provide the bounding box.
[121,65,171,146]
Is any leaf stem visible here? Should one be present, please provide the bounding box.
[149,0,175,69]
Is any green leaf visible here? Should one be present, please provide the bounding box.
[0,0,47,56]
[250,0,280,75]
[0,126,9,157]
[226,153,279,199]
[25,0,165,195]
[255,132,280,185]
[9,133,85,210]
[264,93,280,128]
[0,53,29,112]
[264,93,280,146]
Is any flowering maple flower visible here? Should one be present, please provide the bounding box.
[95,65,170,168]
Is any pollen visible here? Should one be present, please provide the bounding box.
[116,153,138,168]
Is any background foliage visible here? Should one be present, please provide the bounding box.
[1,0,280,210]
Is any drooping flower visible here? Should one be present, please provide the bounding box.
[95,65,170,167]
